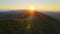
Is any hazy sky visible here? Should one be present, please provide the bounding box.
[0,0,60,10]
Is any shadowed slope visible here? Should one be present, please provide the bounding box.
[31,11,60,34]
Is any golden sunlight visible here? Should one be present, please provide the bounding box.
[26,6,35,14]
[28,6,35,10]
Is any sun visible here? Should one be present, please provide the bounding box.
[29,6,35,10]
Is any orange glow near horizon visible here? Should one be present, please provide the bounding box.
[0,6,60,11]
[27,10,35,18]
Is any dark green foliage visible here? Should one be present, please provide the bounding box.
[0,19,60,34]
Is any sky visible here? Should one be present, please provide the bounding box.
[0,0,60,11]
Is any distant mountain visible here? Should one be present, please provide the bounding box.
[38,11,60,21]
[0,10,60,21]
[0,10,26,19]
